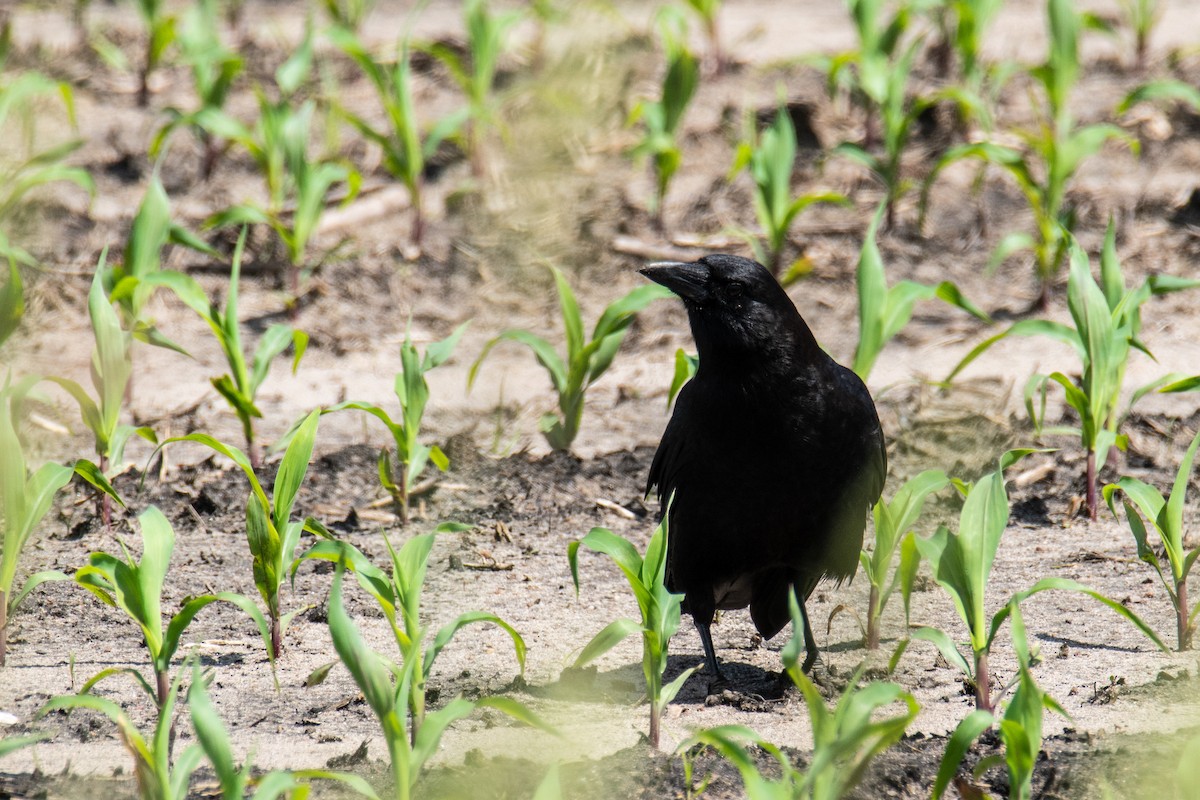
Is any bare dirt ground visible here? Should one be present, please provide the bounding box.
[3,0,1200,797]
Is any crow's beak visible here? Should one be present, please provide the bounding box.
[639,261,709,302]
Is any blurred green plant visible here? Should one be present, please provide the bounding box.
[0,375,119,665]
[729,103,847,279]
[330,26,465,250]
[423,0,521,174]
[319,558,548,800]
[667,348,698,408]
[320,322,466,523]
[932,601,1068,800]
[568,519,697,749]
[470,266,669,451]
[208,25,360,313]
[852,208,988,380]
[945,227,1200,519]
[913,449,1166,712]
[628,30,699,227]
[322,0,376,32]
[132,0,177,107]
[151,0,243,180]
[154,409,323,659]
[1105,427,1200,650]
[680,0,725,70]
[1119,0,1161,69]
[185,660,379,799]
[73,506,272,708]
[297,523,527,744]
[139,228,307,467]
[860,469,948,652]
[679,591,918,798]
[921,0,1136,309]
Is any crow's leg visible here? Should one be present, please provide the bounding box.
[696,618,725,682]
[798,597,819,674]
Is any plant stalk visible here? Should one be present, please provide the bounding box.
[156,668,169,709]
[866,584,881,650]
[0,590,8,666]
[139,38,152,108]
[974,649,991,712]
[270,613,282,659]
[1178,577,1191,651]
[1086,448,1098,520]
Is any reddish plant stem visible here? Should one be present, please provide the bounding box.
[0,590,8,666]
[270,614,282,660]
[649,704,661,750]
[156,668,169,710]
[1086,449,1098,521]
[975,649,991,713]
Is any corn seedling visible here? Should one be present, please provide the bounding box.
[852,207,988,381]
[946,228,1200,519]
[921,0,1137,309]
[680,0,725,71]
[1105,428,1200,650]
[913,449,1166,712]
[0,36,93,269]
[568,519,697,749]
[667,348,698,408]
[73,506,271,708]
[0,261,22,349]
[679,591,918,798]
[0,375,119,665]
[628,33,698,226]
[154,409,323,659]
[861,469,949,652]
[48,259,157,524]
[1119,0,1161,69]
[151,0,243,180]
[470,265,669,451]
[330,25,466,249]
[297,523,527,744]
[932,601,1069,800]
[209,26,360,314]
[139,229,307,467]
[106,173,219,357]
[186,660,380,799]
[729,102,848,279]
[132,0,177,107]
[322,560,548,800]
[1117,78,1200,118]
[423,0,521,174]
[322,0,376,32]
[923,0,1003,93]
[321,322,466,523]
[39,668,194,800]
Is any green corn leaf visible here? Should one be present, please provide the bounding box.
[570,617,642,669]
[932,710,995,799]
[470,330,567,396]
[426,611,526,679]
[273,409,320,528]
[0,260,24,347]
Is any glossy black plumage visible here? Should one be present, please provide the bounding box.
[641,254,886,679]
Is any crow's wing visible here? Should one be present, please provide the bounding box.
[645,379,698,502]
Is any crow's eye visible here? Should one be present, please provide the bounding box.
[727,281,745,299]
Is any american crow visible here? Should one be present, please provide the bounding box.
[641,254,886,680]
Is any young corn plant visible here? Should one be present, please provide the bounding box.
[322,0,376,32]
[729,103,847,280]
[321,560,548,800]
[209,27,360,315]
[852,207,988,381]
[932,601,1069,800]
[679,592,918,799]
[921,0,1137,309]
[153,409,322,659]
[945,229,1200,519]
[73,506,272,709]
[321,322,466,523]
[1120,0,1161,69]
[106,173,219,356]
[861,469,949,652]
[139,229,307,467]
[0,261,21,349]
[39,668,194,800]
[680,0,725,71]
[423,0,521,174]
[913,449,1166,712]
[132,0,177,107]
[469,265,669,451]
[567,519,697,750]
[0,38,93,269]
[924,0,1004,95]
[151,0,243,180]
[1104,428,1200,650]
[330,26,465,249]
[186,660,379,799]
[296,523,527,744]
[0,375,119,665]
[628,40,699,227]
[49,259,156,524]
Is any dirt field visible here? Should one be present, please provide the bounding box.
[2,0,1200,797]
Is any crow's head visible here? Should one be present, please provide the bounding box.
[640,254,818,365]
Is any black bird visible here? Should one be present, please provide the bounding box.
[641,254,886,679]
